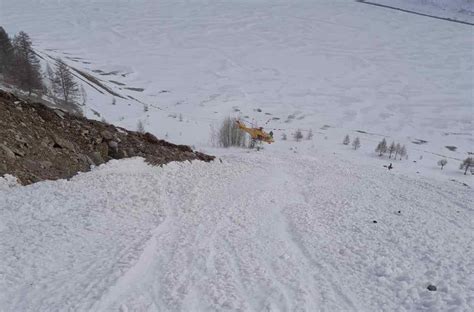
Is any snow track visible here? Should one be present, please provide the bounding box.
[1,152,472,311]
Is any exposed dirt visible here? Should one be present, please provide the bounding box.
[0,89,214,185]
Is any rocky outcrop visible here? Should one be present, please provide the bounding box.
[0,89,214,185]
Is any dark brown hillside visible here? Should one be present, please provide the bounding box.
[0,89,214,185]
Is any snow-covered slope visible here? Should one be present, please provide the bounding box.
[1,1,472,310]
[0,0,472,157]
[1,149,472,311]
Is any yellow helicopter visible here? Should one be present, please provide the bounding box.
[236,120,274,144]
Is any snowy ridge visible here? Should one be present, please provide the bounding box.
[369,0,474,23]
[1,152,472,311]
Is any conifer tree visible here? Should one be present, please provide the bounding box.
[375,138,387,156]
[343,134,350,145]
[388,141,396,159]
[352,137,361,150]
[12,31,43,95]
[0,26,13,75]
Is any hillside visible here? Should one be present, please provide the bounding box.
[0,0,472,311]
[0,89,213,184]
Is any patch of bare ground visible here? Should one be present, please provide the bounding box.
[0,89,214,185]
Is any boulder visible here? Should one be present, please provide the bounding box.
[53,135,76,152]
[427,285,437,291]
[100,130,114,141]
[89,152,104,165]
[0,144,15,159]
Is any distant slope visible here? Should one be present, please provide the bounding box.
[0,0,471,153]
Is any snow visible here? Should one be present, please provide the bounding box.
[0,152,472,311]
[0,0,472,156]
[370,0,474,23]
[1,0,473,310]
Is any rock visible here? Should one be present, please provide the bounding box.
[15,134,28,144]
[127,148,136,157]
[39,161,53,169]
[11,147,25,157]
[54,109,65,119]
[427,285,437,291]
[78,154,94,166]
[97,142,109,159]
[90,152,104,165]
[41,137,53,148]
[53,135,76,152]
[117,149,128,158]
[0,144,15,159]
[100,130,114,141]
[143,132,159,143]
[373,220,377,224]
[108,140,118,150]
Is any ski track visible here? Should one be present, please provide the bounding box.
[1,152,472,312]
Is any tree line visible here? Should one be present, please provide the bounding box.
[0,26,81,108]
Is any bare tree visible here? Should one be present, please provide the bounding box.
[137,120,145,133]
[352,137,361,150]
[343,134,350,145]
[51,58,79,105]
[399,145,407,160]
[294,129,303,142]
[11,31,43,95]
[45,63,55,97]
[394,143,401,159]
[388,141,396,159]
[216,117,248,148]
[306,129,313,140]
[80,85,87,106]
[375,138,387,156]
[437,159,447,170]
[460,157,473,175]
